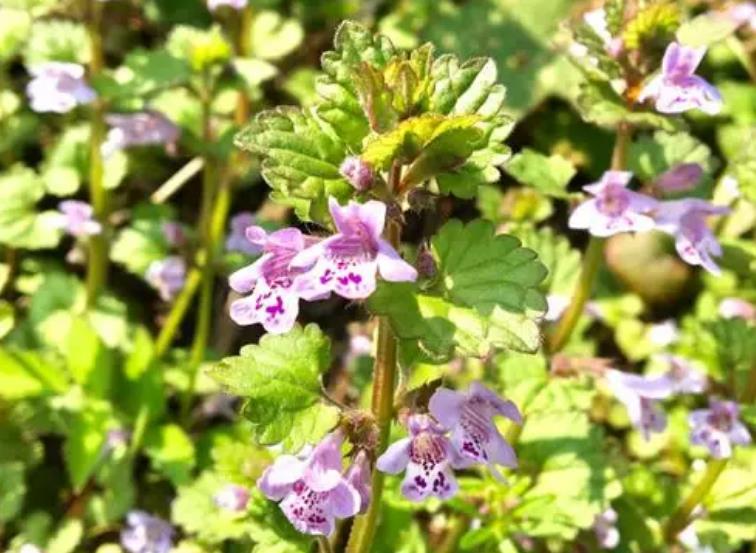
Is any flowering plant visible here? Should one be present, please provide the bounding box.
[0,1,755,553]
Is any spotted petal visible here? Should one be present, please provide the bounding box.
[401,459,458,501]
[228,279,301,334]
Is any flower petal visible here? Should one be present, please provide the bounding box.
[376,437,411,474]
[401,460,457,501]
[257,455,305,500]
[376,240,418,283]
[326,481,361,519]
[229,254,270,293]
[428,387,464,429]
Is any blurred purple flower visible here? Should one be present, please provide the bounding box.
[55,200,102,238]
[228,226,321,334]
[429,381,521,479]
[208,0,247,10]
[162,221,186,248]
[101,111,180,158]
[257,432,360,536]
[654,163,704,193]
[344,451,372,514]
[26,62,96,113]
[376,414,466,501]
[638,42,722,115]
[121,511,174,553]
[654,199,729,275]
[689,400,751,458]
[593,508,620,549]
[606,369,669,440]
[569,171,658,237]
[146,256,186,301]
[718,297,755,321]
[199,393,237,420]
[104,428,131,452]
[654,354,707,394]
[722,3,756,31]
[339,156,375,191]
[214,484,250,512]
[291,198,417,300]
[225,212,261,255]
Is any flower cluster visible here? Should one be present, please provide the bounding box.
[228,197,418,334]
[607,357,751,457]
[569,170,729,274]
[257,431,369,536]
[377,382,521,500]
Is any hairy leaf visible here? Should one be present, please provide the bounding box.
[505,148,576,199]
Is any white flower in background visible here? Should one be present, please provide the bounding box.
[26,62,96,113]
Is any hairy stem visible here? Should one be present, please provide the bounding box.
[664,459,728,544]
[84,0,108,308]
[345,164,402,553]
[547,122,632,353]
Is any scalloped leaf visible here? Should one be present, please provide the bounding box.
[369,219,547,362]
[235,106,352,222]
[427,55,513,198]
[0,166,61,250]
[208,324,339,453]
[316,21,398,149]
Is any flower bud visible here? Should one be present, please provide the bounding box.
[339,156,375,191]
[654,163,703,193]
[416,244,437,278]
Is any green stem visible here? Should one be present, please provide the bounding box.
[547,122,632,353]
[345,164,402,553]
[317,536,333,553]
[84,0,108,308]
[664,459,728,544]
[154,268,202,357]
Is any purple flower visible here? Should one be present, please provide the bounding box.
[54,200,102,238]
[257,432,360,536]
[146,256,186,301]
[376,414,467,501]
[593,508,620,549]
[654,163,704,193]
[214,484,250,512]
[339,156,375,191]
[722,3,756,31]
[344,451,372,514]
[653,199,729,275]
[104,428,131,452]
[225,212,261,255]
[26,62,96,113]
[162,221,186,248]
[638,42,722,115]
[291,198,417,300]
[228,226,321,334]
[718,298,755,321]
[568,171,659,237]
[653,354,708,395]
[208,0,247,10]
[121,511,174,553]
[101,111,180,158]
[689,400,751,459]
[429,381,521,479]
[605,369,669,440]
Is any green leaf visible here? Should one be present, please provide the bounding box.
[63,402,112,491]
[576,81,682,132]
[233,57,278,89]
[249,10,304,61]
[0,166,62,250]
[629,130,717,183]
[369,219,547,361]
[514,227,581,296]
[0,462,25,522]
[0,348,68,400]
[676,13,739,47]
[144,423,196,486]
[0,300,15,340]
[427,55,513,198]
[209,324,339,452]
[101,49,192,101]
[120,326,166,423]
[65,317,114,398]
[46,519,84,553]
[0,8,31,62]
[166,25,231,72]
[172,472,253,544]
[110,203,174,276]
[235,107,351,222]
[316,20,398,149]
[360,113,484,189]
[24,19,91,65]
[504,148,576,199]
